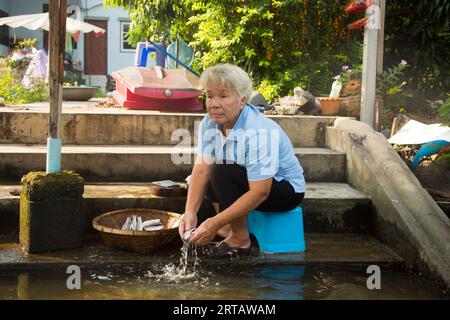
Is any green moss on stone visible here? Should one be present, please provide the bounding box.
[19,194,30,248]
[21,170,84,201]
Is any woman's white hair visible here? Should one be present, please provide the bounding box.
[199,64,253,101]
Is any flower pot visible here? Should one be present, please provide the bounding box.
[63,86,97,101]
[318,97,341,115]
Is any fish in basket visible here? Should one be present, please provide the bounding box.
[92,208,181,254]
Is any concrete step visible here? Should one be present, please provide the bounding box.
[0,182,371,237]
[0,103,337,147]
[0,144,346,182]
[0,233,403,270]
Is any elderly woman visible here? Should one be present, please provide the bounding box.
[178,64,305,256]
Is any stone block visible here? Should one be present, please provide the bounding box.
[20,171,85,253]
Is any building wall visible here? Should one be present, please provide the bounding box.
[81,0,134,75]
[0,0,11,56]
[6,0,82,48]
[9,0,46,49]
[2,0,134,76]
[0,0,11,13]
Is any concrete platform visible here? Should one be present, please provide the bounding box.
[0,182,371,236]
[0,233,403,270]
[0,101,338,147]
[0,144,346,182]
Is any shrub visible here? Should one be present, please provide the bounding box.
[104,0,361,101]
[0,60,48,104]
[437,95,450,127]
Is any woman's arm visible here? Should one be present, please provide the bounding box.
[178,155,214,237]
[189,178,272,244]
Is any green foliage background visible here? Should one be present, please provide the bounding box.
[104,0,360,101]
[104,0,450,104]
[0,61,48,104]
[384,0,450,99]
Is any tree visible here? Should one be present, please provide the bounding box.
[104,0,360,101]
[104,0,449,103]
[384,0,450,99]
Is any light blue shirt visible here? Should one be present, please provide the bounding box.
[197,103,306,193]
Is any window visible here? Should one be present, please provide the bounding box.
[120,21,135,52]
[0,10,9,47]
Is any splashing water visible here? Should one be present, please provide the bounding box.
[146,241,208,284]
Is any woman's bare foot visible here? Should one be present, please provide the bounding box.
[222,216,251,249]
[223,235,251,249]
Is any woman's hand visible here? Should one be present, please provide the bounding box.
[178,212,198,240]
[189,218,220,245]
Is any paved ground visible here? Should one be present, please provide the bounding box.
[0,182,368,202]
[3,99,205,115]
[0,233,403,271]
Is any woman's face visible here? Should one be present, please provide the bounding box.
[205,81,246,131]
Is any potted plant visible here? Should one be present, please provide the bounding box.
[317,66,356,115]
[336,61,410,118]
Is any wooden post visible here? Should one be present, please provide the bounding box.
[47,0,66,172]
[374,0,386,132]
[360,0,381,129]
[48,0,66,139]
[175,38,179,68]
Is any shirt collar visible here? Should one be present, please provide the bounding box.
[224,103,251,141]
[205,103,255,142]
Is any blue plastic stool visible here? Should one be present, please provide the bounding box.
[247,206,306,254]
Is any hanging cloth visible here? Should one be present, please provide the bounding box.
[65,32,73,54]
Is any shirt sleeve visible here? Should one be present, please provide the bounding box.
[196,117,215,158]
[245,129,279,181]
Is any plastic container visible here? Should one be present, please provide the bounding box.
[330,80,343,98]
[134,42,166,68]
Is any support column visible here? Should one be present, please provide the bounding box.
[47,0,67,172]
[360,0,383,129]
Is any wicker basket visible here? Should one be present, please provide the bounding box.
[92,208,181,253]
[339,94,384,118]
[339,95,361,117]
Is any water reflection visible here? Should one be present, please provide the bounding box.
[17,273,29,300]
[0,264,446,300]
[252,265,306,299]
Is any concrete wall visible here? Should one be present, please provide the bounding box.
[326,118,450,290]
[0,110,337,147]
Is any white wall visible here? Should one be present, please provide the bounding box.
[81,0,134,74]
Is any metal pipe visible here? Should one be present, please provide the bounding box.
[147,39,200,77]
